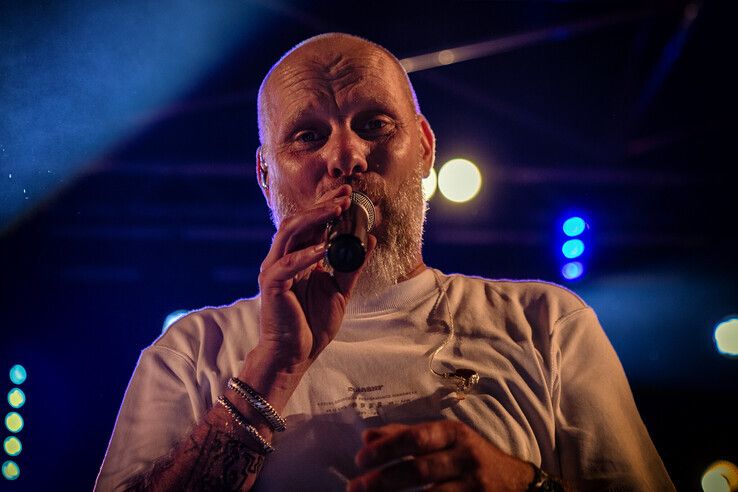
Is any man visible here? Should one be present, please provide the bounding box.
[96,33,674,491]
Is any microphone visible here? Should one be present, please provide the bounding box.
[325,191,375,272]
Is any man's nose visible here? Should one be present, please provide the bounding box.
[325,129,369,179]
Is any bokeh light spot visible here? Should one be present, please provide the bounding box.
[7,389,25,409]
[702,460,738,492]
[561,239,585,259]
[2,460,20,480]
[714,318,738,358]
[3,436,21,457]
[437,49,455,65]
[561,262,584,280]
[422,167,437,201]
[9,365,26,385]
[438,158,482,203]
[4,413,23,434]
[562,217,586,237]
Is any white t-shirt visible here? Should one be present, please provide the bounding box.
[96,269,674,491]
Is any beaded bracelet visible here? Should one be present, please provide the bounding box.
[228,377,287,432]
[217,395,275,454]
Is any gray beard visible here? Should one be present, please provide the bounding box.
[269,163,427,299]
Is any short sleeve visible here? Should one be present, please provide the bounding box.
[95,346,204,491]
[552,308,674,491]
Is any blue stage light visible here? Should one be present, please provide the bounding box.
[562,217,586,237]
[3,436,21,457]
[8,365,26,385]
[162,309,189,334]
[4,413,23,434]
[562,239,585,259]
[2,460,20,480]
[561,262,584,280]
[7,388,25,409]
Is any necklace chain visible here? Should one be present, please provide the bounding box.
[428,269,480,397]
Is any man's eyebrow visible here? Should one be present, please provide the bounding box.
[281,109,323,135]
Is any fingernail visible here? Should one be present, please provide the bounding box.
[313,243,326,253]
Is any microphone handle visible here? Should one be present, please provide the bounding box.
[326,202,369,272]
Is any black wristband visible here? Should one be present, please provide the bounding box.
[527,463,565,492]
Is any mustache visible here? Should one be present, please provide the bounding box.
[316,174,387,204]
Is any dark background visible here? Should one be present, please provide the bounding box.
[1,1,736,490]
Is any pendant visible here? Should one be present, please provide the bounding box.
[451,368,480,400]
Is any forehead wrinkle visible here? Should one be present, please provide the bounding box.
[260,38,418,145]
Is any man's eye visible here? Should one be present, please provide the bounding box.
[296,131,320,142]
[365,119,386,130]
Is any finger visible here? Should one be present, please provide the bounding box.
[261,194,351,271]
[356,420,466,470]
[362,422,407,445]
[348,448,470,492]
[259,243,328,294]
[321,183,352,201]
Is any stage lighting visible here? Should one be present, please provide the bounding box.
[3,437,21,457]
[8,366,26,385]
[562,217,586,237]
[7,389,25,409]
[2,460,19,480]
[561,239,585,259]
[561,262,584,280]
[702,460,738,492]
[438,158,482,203]
[162,309,189,333]
[422,167,437,200]
[714,317,738,358]
[4,413,23,434]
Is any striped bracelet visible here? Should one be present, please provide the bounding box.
[217,395,275,454]
[228,377,287,432]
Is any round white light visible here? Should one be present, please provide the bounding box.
[438,158,482,203]
[702,460,738,492]
[714,317,738,358]
[422,167,437,200]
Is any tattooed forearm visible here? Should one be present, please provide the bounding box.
[136,415,267,492]
[184,422,264,490]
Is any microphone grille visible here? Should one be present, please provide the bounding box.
[351,191,375,231]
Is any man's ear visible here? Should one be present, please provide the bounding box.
[417,115,436,178]
[256,146,270,200]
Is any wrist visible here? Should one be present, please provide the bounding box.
[236,344,310,413]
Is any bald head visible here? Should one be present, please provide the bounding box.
[257,33,419,146]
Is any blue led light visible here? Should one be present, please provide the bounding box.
[562,217,586,237]
[561,262,584,280]
[3,436,22,457]
[2,460,20,480]
[5,413,23,434]
[9,365,26,385]
[562,239,585,259]
[7,388,25,409]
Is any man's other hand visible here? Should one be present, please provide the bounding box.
[349,421,535,492]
